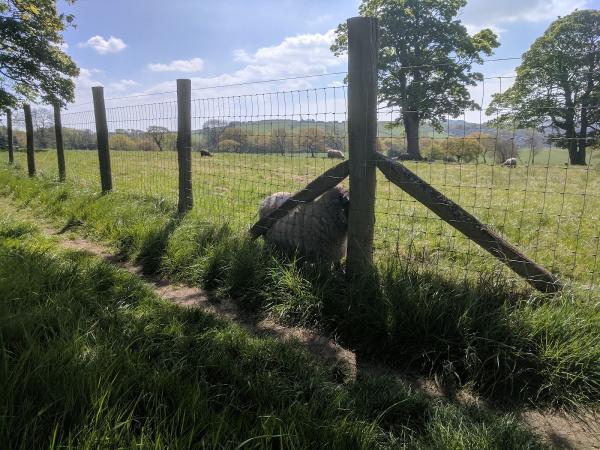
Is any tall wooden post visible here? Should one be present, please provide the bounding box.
[346,17,379,274]
[53,104,66,181]
[92,86,112,192]
[177,79,193,213]
[6,110,14,164]
[23,104,35,176]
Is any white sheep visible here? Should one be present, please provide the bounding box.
[258,186,350,262]
[327,149,345,159]
[501,157,517,168]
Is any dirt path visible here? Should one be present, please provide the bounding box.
[53,233,358,378]
[2,198,598,449]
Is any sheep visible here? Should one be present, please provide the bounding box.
[200,150,213,157]
[258,186,350,262]
[501,157,517,168]
[327,149,345,159]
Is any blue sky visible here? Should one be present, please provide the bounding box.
[60,0,600,118]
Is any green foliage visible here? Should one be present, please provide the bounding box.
[331,0,499,158]
[218,138,241,152]
[487,10,600,165]
[146,125,171,151]
[299,126,327,157]
[0,0,79,108]
[420,135,484,162]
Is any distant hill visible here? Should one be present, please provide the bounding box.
[200,118,542,147]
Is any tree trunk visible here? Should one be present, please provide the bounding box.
[566,130,586,165]
[402,110,421,160]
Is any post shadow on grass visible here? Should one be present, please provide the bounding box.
[237,246,567,407]
[135,214,184,275]
[325,263,563,408]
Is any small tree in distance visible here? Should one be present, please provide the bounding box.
[147,126,169,151]
[271,128,287,155]
[300,127,326,157]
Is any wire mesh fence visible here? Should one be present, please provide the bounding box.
[1,71,599,299]
[190,87,349,230]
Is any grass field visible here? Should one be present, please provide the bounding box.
[1,161,600,410]
[2,202,553,449]
[8,148,600,297]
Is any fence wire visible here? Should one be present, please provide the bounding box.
[1,72,599,299]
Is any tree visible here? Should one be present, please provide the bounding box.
[271,127,288,155]
[476,133,496,164]
[299,127,326,157]
[109,133,137,151]
[147,126,169,151]
[446,136,483,163]
[218,139,240,153]
[1,0,79,109]
[221,126,250,151]
[525,129,544,165]
[0,125,7,149]
[331,0,499,160]
[202,119,227,151]
[495,137,517,163]
[31,107,54,148]
[462,132,492,163]
[487,10,599,165]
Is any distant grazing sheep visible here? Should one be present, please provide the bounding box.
[258,186,350,262]
[200,150,213,157]
[501,157,517,168]
[327,149,345,159]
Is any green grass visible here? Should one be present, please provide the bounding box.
[1,167,599,410]
[0,203,546,449]
[7,149,600,298]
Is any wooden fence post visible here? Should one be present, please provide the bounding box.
[6,110,14,164]
[23,104,35,176]
[53,103,66,181]
[346,16,379,274]
[177,78,193,213]
[92,86,112,192]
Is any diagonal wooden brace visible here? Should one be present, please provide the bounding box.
[249,160,349,240]
[374,152,562,293]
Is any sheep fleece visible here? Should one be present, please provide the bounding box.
[258,186,349,261]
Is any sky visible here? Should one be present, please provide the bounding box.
[58,0,600,121]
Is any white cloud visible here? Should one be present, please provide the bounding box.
[233,49,252,63]
[464,23,507,35]
[78,35,127,55]
[76,68,102,88]
[306,14,332,26]
[460,0,588,26]
[237,29,340,70]
[148,57,205,73]
[68,30,347,112]
[109,79,140,92]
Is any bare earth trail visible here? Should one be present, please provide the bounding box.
[1,198,598,449]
